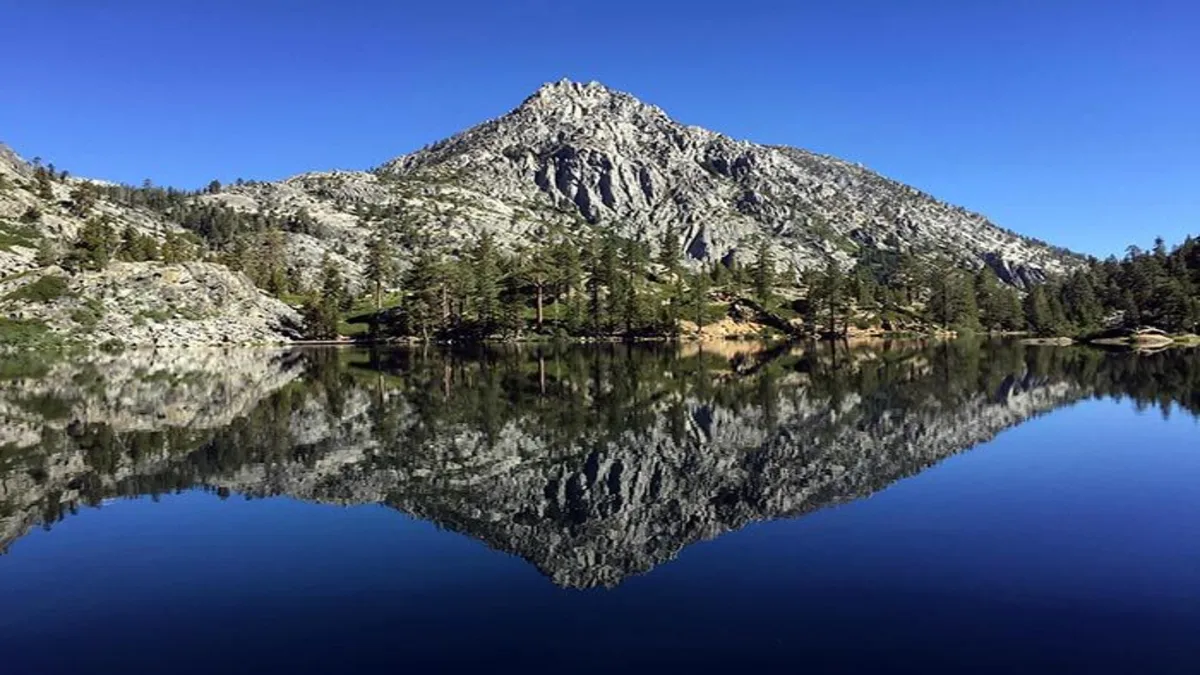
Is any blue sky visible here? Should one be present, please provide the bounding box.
[0,1,1195,257]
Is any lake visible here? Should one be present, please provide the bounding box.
[1,341,1198,673]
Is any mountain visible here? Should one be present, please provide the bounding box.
[2,79,1090,346]
[204,79,1079,287]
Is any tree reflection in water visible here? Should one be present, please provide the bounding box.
[2,341,1197,586]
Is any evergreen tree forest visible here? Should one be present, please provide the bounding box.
[15,166,1200,342]
[324,233,1200,342]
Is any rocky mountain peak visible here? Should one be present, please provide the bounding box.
[365,82,1081,285]
[4,82,1081,300]
[519,78,657,116]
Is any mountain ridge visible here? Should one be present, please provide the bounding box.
[367,78,1079,285]
[1,80,1102,346]
[4,80,1082,290]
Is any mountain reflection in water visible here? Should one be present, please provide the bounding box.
[1,341,1198,587]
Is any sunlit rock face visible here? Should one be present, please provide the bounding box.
[0,146,302,345]
[3,79,1079,335]
[202,80,1078,288]
[3,343,1192,584]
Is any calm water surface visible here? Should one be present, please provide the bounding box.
[1,341,1198,673]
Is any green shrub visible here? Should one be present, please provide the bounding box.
[0,351,53,379]
[69,306,102,329]
[3,274,69,303]
[0,221,39,252]
[0,317,61,349]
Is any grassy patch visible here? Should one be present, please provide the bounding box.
[0,317,62,350]
[278,292,308,306]
[0,221,39,252]
[69,305,103,330]
[339,319,371,336]
[3,274,69,303]
[0,350,54,379]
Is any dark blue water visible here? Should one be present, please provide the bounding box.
[1,343,1198,673]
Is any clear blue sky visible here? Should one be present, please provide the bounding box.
[1,1,1195,257]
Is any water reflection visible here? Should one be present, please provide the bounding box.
[2,341,1197,586]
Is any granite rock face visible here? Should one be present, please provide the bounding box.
[206,80,1079,286]
[5,80,1080,319]
[0,262,303,346]
[0,146,301,346]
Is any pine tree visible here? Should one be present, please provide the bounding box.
[658,228,681,278]
[1063,271,1103,331]
[585,238,604,334]
[686,269,711,330]
[1000,287,1024,331]
[599,234,621,332]
[661,276,686,336]
[68,183,97,217]
[70,216,117,271]
[552,239,583,330]
[319,253,347,315]
[472,233,501,330]
[525,242,553,330]
[34,168,54,201]
[973,268,1003,331]
[808,261,845,336]
[618,237,649,334]
[261,229,289,295]
[301,291,339,340]
[925,260,958,329]
[710,258,731,287]
[160,232,180,264]
[1024,285,1055,336]
[299,254,347,340]
[404,251,441,340]
[926,265,978,332]
[365,223,396,312]
[1047,286,1069,333]
[445,258,473,328]
[752,238,775,305]
[119,225,140,261]
[35,239,58,267]
[499,258,526,338]
[956,277,981,332]
[852,266,878,311]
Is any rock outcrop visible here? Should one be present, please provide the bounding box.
[0,144,180,277]
[1,145,303,346]
[0,262,303,346]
